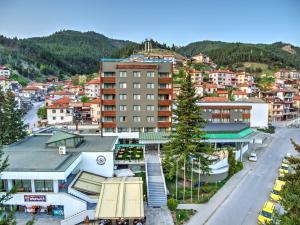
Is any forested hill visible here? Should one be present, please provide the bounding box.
[177,41,300,69]
[0,30,133,81]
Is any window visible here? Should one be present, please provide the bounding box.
[147,83,155,89]
[133,105,141,111]
[35,180,53,192]
[102,117,114,122]
[52,117,56,120]
[104,128,115,133]
[133,94,141,100]
[146,94,155,100]
[133,83,141,88]
[13,180,31,192]
[119,94,127,100]
[132,127,142,132]
[0,180,6,192]
[52,109,56,113]
[158,116,169,122]
[158,128,168,132]
[119,82,127,88]
[146,71,155,78]
[133,71,141,77]
[118,127,129,132]
[145,127,155,132]
[60,109,64,113]
[119,71,127,77]
[119,116,127,122]
[119,105,127,111]
[60,116,64,120]
[147,116,155,122]
[133,116,141,122]
[147,105,155,111]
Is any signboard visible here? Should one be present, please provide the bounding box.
[24,195,46,202]
[96,155,106,165]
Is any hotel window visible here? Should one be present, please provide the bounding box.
[102,117,114,122]
[35,180,54,192]
[118,127,129,132]
[145,127,155,132]
[133,105,141,111]
[104,128,115,133]
[60,109,64,113]
[61,116,64,120]
[119,105,127,111]
[147,83,155,89]
[133,116,141,122]
[146,94,155,100]
[147,116,155,122]
[52,117,56,120]
[133,71,141,77]
[119,82,127,88]
[132,127,142,132]
[13,180,32,192]
[133,94,141,100]
[119,116,127,122]
[52,109,56,113]
[147,71,155,78]
[119,94,127,100]
[133,83,141,88]
[119,71,127,77]
[147,105,155,111]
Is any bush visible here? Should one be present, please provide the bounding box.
[236,161,244,172]
[167,198,178,211]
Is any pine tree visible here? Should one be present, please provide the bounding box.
[2,91,27,145]
[163,70,213,180]
[0,88,5,143]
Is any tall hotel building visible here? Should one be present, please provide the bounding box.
[99,57,173,134]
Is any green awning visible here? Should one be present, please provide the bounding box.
[204,128,254,139]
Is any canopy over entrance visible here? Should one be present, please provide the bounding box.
[95,177,144,219]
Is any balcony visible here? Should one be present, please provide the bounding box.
[212,113,230,119]
[242,113,251,119]
[158,111,172,116]
[158,122,172,128]
[158,77,172,83]
[102,122,116,128]
[101,77,116,83]
[102,111,116,117]
[102,89,116,94]
[158,89,173,95]
[102,99,116,105]
[158,100,172,106]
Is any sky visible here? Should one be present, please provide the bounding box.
[0,0,299,46]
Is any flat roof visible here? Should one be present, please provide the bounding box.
[202,123,249,133]
[95,177,144,219]
[3,134,117,172]
[73,171,106,195]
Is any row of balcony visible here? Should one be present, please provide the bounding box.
[101,121,172,128]
[100,77,173,84]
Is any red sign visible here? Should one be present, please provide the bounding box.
[24,195,46,202]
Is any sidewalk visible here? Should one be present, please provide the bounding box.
[145,206,174,225]
[177,135,273,225]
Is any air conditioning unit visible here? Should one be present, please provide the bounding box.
[58,146,66,155]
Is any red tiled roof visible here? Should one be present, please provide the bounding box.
[0,77,9,81]
[53,96,71,104]
[204,84,218,89]
[90,98,102,104]
[217,90,228,94]
[232,91,247,95]
[86,79,101,84]
[23,86,41,91]
[294,96,300,101]
[47,104,70,109]
[201,97,229,102]
[209,70,235,74]
[53,91,74,95]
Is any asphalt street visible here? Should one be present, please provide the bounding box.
[23,101,43,131]
[205,127,299,225]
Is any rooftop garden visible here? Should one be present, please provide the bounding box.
[115,146,144,161]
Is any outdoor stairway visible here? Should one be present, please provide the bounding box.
[146,153,167,207]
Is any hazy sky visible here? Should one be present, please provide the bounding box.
[0,0,299,46]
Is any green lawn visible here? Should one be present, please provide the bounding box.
[166,177,229,204]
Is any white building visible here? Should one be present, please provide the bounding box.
[0,66,11,77]
[47,106,73,125]
[197,98,269,128]
[1,130,118,221]
[84,79,100,98]
[0,77,12,92]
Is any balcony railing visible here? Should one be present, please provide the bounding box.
[158,111,172,116]
[158,122,172,128]
[101,77,116,83]
[102,89,116,94]
[158,89,173,95]
[102,111,116,116]
[102,99,116,105]
[102,122,116,128]
[158,100,172,106]
[158,77,172,83]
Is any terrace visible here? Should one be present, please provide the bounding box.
[114,144,145,164]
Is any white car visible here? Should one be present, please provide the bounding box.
[248,152,257,162]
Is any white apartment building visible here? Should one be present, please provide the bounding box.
[0,66,11,77]
[84,79,100,98]
[47,106,73,125]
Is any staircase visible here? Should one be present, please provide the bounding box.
[146,152,167,207]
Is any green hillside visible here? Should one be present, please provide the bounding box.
[0,30,132,81]
[177,41,300,69]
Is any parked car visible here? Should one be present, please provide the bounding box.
[249,152,257,162]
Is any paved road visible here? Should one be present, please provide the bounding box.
[205,127,299,225]
[23,101,43,131]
